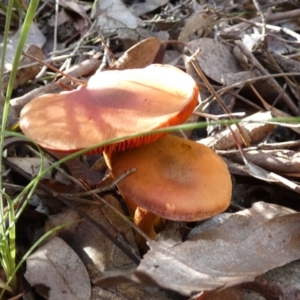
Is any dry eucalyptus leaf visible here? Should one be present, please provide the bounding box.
[59,0,90,21]
[199,288,266,300]
[198,111,275,150]
[2,44,43,90]
[92,282,174,300]
[134,203,300,296]
[46,197,139,278]
[0,22,45,71]
[25,237,91,300]
[254,92,300,135]
[95,0,143,35]
[237,152,280,183]
[245,259,300,300]
[111,37,161,70]
[187,38,243,83]
[7,157,52,180]
[223,149,300,174]
[178,12,215,43]
[129,0,169,17]
[223,156,300,193]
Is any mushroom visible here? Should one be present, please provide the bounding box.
[19,64,231,249]
[20,64,198,154]
[106,134,232,246]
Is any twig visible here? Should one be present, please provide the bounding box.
[21,51,85,86]
[222,9,300,36]
[54,0,59,52]
[257,140,300,150]
[189,49,251,147]
[4,158,141,264]
[254,22,300,42]
[61,168,136,198]
[252,0,266,42]
[234,40,298,114]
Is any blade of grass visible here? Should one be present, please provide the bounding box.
[0,0,15,290]
[0,220,81,299]
[0,0,40,293]
[4,115,300,186]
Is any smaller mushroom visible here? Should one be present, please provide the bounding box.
[106,134,232,247]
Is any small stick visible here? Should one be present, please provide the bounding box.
[21,51,85,86]
[61,168,136,198]
[189,50,251,147]
[252,0,267,42]
[4,158,141,264]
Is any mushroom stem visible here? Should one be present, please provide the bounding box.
[105,150,158,249]
[134,207,163,251]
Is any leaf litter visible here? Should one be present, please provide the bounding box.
[3,0,300,299]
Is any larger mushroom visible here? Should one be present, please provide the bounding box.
[20,64,198,154]
[19,64,232,247]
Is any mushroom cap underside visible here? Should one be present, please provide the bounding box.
[109,135,232,221]
[20,64,198,153]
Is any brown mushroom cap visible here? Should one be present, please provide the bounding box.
[108,135,232,221]
[20,64,198,153]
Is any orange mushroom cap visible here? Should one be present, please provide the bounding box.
[108,135,232,221]
[20,64,198,154]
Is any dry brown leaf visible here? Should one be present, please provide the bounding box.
[134,202,300,296]
[111,37,161,70]
[3,44,43,90]
[48,9,72,27]
[234,40,298,115]
[94,0,148,41]
[25,237,91,300]
[46,198,139,279]
[222,149,300,174]
[254,91,300,135]
[178,12,215,43]
[0,22,45,72]
[198,111,275,150]
[222,156,300,193]
[187,38,243,83]
[50,152,103,186]
[129,0,169,17]
[243,260,300,300]
[7,157,52,180]
[92,282,174,300]
[194,287,265,300]
[59,0,90,21]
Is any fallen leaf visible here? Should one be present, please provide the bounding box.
[0,22,45,71]
[129,0,169,17]
[48,9,72,27]
[25,237,91,300]
[187,38,243,83]
[111,37,161,70]
[46,196,139,277]
[94,0,146,40]
[198,111,275,150]
[7,157,52,180]
[244,259,300,300]
[134,202,300,296]
[223,149,300,174]
[179,12,215,43]
[2,44,43,91]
